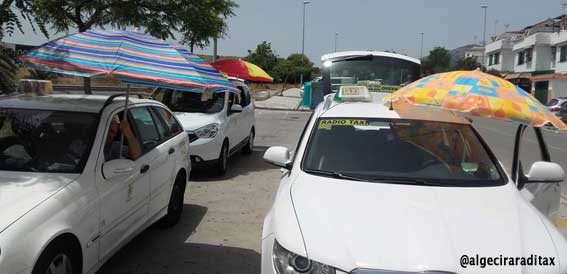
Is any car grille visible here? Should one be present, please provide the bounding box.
[187,133,199,143]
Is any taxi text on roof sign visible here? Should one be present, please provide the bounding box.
[336,85,372,102]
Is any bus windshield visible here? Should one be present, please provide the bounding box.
[325,55,420,93]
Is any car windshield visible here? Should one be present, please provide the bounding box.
[302,118,503,186]
[0,108,98,173]
[547,99,559,106]
[155,89,225,114]
[327,56,420,93]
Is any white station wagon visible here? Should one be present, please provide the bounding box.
[262,88,567,274]
[0,94,191,274]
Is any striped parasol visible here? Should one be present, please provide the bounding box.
[22,30,238,93]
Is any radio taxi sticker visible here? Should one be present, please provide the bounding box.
[318,119,369,130]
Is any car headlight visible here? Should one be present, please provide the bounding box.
[194,123,219,139]
[273,240,335,274]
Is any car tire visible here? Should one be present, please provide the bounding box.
[32,239,80,274]
[158,173,186,228]
[215,141,229,175]
[242,130,254,155]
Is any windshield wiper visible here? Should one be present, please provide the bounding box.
[304,169,445,186]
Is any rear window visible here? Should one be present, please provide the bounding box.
[302,118,503,186]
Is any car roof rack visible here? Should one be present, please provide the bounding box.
[102,92,149,108]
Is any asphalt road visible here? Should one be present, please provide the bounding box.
[97,110,311,274]
[97,109,567,274]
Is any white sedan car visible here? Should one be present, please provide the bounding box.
[261,88,567,274]
[0,94,190,274]
[152,78,255,174]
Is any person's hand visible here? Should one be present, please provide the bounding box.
[120,119,134,138]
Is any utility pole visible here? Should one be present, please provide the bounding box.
[419,32,424,59]
[334,32,339,52]
[300,0,310,85]
[481,4,488,70]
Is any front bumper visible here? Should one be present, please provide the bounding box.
[187,133,224,163]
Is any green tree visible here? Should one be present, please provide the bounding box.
[272,58,293,90]
[486,68,502,78]
[244,41,278,76]
[422,47,451,75]
[453,56,480,70]
[178,0,238,52]
[0,0,48,94]
[285,53,314,83]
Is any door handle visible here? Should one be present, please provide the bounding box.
[168,147,175,155]
[140,164,150,174]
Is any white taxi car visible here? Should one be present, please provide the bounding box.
[0,94,190,274]
[261,87,567,274]
[152,77,255,174]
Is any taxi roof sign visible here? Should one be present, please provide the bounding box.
[336,85,372,102]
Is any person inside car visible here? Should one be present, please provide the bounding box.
[104,114,142,161]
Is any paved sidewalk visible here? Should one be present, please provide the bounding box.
[254,88,303,111]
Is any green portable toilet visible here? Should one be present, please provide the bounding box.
[301,81,312,108]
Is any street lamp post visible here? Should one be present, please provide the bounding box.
[300,0,310,85]
[334,32,339,52]
[481,4,488,70]
[419,32,424,59]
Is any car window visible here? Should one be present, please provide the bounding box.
[129,107,162,152]
[228,92,242,115]
[0,108,98,173]
[302,118,503,186]
[104,111,143,162]
[153,88,167,102]
[238,86,251,107]
[547,99,559,106]
[152,106,183,137]
[154,89,225,114]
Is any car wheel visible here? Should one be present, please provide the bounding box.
[32,240,80,274]
[242,130,254,155]
[215,141,229,175]
[158,174,186,228]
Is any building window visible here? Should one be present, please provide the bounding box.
[552,46,557,63]
[560,45,567,62]
[518,51,525,65]
[494,52,500,65]
[525,48,533,63]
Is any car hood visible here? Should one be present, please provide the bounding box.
[290,173,562,273]
[174,112,220,131]
[0,171,79,233]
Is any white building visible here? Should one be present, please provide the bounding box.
[485,32,519,72]
[464,46,485,65]
[512,32,553,73]
[531,29,567,100]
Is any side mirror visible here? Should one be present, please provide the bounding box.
[263,146,292,169]
[524,161,565,184]
[103,159,136,180]
[230,104,243,113]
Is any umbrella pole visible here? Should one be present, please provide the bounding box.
[119,84,131,158]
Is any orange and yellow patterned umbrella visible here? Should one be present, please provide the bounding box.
[388,70,567,130]
[211,59,273,83]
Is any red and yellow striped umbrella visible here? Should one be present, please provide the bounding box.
[212,59,273,83]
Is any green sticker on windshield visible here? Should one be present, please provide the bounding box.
[318,119,369,130]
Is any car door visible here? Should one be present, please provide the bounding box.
[127,106,177,220]
[146,106,186,218]
[513,125,561,221]
[96,108,151,260]
[225,91,243,150]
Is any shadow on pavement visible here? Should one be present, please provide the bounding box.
[191,145,278,181]
[97,204,260,274]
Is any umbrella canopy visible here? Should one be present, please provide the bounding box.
[22,30,237,93]
[388,70,567,130]
[211,59,273,82]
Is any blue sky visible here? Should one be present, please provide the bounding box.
[4,0,563,65]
